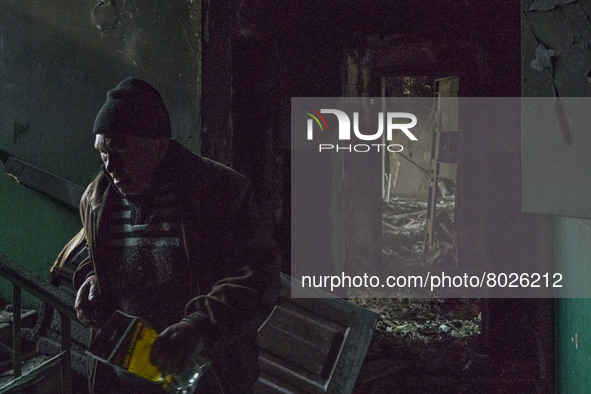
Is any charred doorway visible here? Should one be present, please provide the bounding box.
[381,76,459,281]
[341,47,462,289]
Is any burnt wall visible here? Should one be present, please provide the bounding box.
[221,0,527,275]
[0,0,200,305]
[216,1,553,391]
[521,1,591,392]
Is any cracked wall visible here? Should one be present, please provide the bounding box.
[522,0,591,392]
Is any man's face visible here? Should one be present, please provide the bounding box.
[94,133,168,196]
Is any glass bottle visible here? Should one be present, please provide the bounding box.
[161,353,211,394]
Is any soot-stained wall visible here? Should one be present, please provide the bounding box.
[521,1,591,392]
[0,0,200,305]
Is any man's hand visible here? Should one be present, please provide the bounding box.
[74,274,102,328]
[150,321,205,375]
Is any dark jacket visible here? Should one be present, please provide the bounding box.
[73,140,281,393]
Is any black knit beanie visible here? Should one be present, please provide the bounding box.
[93,77,171,138]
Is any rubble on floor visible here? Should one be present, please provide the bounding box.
[351,197,486,392]
[382,197,456,270]
[351,296,485,393]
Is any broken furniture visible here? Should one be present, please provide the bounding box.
[257,275,377,393]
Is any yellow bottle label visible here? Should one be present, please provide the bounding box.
[126,323,162,382]
[87,311,184,386]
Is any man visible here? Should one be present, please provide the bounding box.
[73,77,281,393]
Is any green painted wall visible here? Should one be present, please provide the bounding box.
[521,2,591,391]
[0,176,82,307]
[555,218,591,394]
[0,0,201,307]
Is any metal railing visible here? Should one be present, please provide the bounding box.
[0,252,76,394]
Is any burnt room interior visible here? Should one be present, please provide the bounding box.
[1,0,590,393]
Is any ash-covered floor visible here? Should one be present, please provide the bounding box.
[351,197,488,393]
[382,197,457,273]
[353,297,484,393]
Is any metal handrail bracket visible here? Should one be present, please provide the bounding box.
[0,252,75,394]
